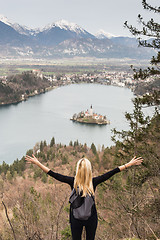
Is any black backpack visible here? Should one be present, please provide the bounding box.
[69,187,95,220]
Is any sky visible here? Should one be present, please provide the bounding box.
[0,0,158,36]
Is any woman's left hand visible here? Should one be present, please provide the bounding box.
[128,156,143,167]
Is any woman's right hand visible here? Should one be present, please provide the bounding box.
[25,154,50,173]
[25,154,39,165]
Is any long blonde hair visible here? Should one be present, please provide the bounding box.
[74,158,94,197]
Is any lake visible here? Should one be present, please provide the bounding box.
[0,84,135,164]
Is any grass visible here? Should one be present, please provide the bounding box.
[16,68,34,72]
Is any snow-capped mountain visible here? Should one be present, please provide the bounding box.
[0,15,12,26]
[0,14,39,36]
[12,23,40,36]
[42,19,85,33]
[0,15,95,46]
[36,19,95,46]
[95,29,117,39]
[0,14,155,59]
[0,15,34,46]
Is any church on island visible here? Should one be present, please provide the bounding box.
[70,105,110,125]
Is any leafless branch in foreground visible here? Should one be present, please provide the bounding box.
[1,200,17,240]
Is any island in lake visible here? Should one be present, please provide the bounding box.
[70,105,110,125]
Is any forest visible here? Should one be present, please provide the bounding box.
[0,72,52,105]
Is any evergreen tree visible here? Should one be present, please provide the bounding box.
[0,161,9,175]
[50,137,55,147]
[26,149,33,156]
[91,143,97,155]
[124,0,160,79]
[6,171,12,181]
[40,141,44,152]
[62,154,68,164]
[41,173,47,183]
[124,0,160,105]
[73,140,79,147]
[82,143,88,153]
[111,96,160,239]
[43,140,47,147]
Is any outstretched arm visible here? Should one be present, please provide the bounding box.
[25,154,74,188]
[93,156,143,189]
[25,155,50,173]
[118,156,143,171]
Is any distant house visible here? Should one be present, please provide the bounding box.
[21,94,25,100]
[99,115,103,120]
[85,110,90,117]
[0,78,7,84]
[32,69,43,79]
[93,113,99,120]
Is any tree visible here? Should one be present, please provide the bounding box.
[0,161,9,175]
[62,154,68,164]
[40,141,44,152]
[124,0,160,106]
[43,140,47,147]
[50,137,55,147]
[91,143,97,155]
[6,171,12,181]
[124,1,160,79]
[73,140,79,147]
[111,96,160,239]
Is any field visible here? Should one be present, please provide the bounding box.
[0,58,149,76]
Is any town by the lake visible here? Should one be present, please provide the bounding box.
[0,67,156,106]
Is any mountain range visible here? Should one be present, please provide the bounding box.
[0,15,155,59]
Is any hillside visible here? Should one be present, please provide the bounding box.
[134,78,160,95]
[0,71,52,105]
[0,110,160,239]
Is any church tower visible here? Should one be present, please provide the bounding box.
[90,105,93,116]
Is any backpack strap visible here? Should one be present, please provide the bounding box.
[69,188,84,209]
[69,188,95,209]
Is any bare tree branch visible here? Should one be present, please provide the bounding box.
[55,195,67,240]
[1,201,17,240]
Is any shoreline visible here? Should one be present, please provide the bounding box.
[0,81,133,107]
[0,85,56,107]
[70,118,110,125]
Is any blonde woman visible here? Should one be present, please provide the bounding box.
[25,155,143,240]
